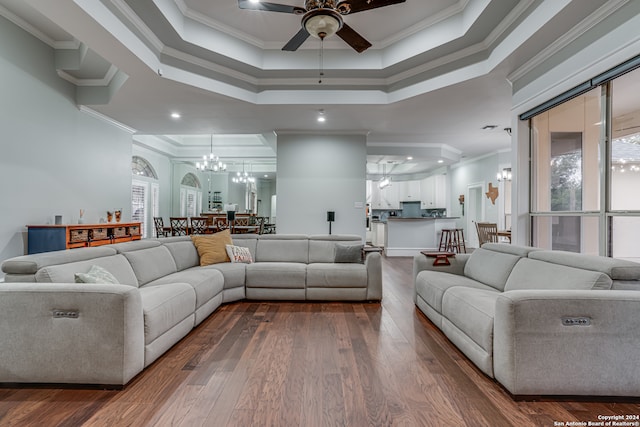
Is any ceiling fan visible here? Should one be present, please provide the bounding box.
[238,0,407,53]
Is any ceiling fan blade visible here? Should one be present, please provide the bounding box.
[238,0,305,14]
[282,28,311,51]
[337,0,406,14]
[336,24,372,53]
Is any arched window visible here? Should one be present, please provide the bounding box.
[181,173,201,188]
[131,156,159,238]
[180,173,202,217]
[132,156,158,179]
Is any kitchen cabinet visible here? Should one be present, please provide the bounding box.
[370,181,400,209]
[371,222,386,247]
[420,175,447,209]
[397,180,421,201]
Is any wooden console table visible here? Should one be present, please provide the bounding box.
[27,222,142,254]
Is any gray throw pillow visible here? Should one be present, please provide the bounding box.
[334,244,363,263]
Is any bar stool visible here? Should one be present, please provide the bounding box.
[439,228,467,253]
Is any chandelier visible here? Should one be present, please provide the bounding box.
[196,135,226,172]
[232,162,255,184]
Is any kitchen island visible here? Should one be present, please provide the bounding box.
[385,217,459,257]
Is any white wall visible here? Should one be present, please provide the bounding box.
[276,134,366,239]
[449,151,510,243]
[0,16,133,277]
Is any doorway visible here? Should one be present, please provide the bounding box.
[466,182,485,248]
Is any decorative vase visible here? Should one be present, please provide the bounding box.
[107,211,113,223]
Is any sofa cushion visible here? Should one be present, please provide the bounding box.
[528,250,640,281]
[163,240,200,271]
[307,263,367,288]
[145,269,224,311]
[308,235,361,263]
[137,283,196,345]
[480,243,541,257]
[245,262,306,289]
[74,265,119,284]
[231,235,258,260]
[122,246,178,286]
[255,235,309,263]
[463,247,522,291]
[415,270,497,314]
[1,247,116,275]
[200,263,246,290]
[441,287,500,354]
[110,239,162,253]
[191,230,233,265]
[504,258,613,291]
[34,254,139,287]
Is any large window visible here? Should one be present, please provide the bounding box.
[609,67,640,261]
[529,64,640,261]
[131,156,159,238]
[180,173,202,217]
[531,88,601,254]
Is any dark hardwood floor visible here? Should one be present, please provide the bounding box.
[1,256,638,426]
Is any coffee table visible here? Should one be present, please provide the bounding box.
[421,251,456,266]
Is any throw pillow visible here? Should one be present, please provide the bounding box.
[74,265,119,284]
[334,243,364,263]
[225,244,253,264]
[191,229,233,266]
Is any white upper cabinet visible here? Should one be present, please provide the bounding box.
[370,181,400,209]
[397,180,421,201]
[420,175,446,209]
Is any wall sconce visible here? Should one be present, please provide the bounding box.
[458,195,465,216]
[497,168,512,182]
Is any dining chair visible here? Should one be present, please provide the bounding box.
[216,219,229,233]
[169,217,189,236]
[153,217,169,238]
[475,222,498,247]
[190,217,208,235]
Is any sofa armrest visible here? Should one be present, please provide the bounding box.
[0,283,145,386]
[365,252,382,301]
[494,289,640,397]
[412,253,469,280]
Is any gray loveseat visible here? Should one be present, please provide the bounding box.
[0,234,381,387]
[414,243,640,397]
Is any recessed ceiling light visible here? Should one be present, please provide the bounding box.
[171,112,181,119]
[317,109,326,123]
[438,159,444,164]
[264,174,269,178]
[250,0,260,3]
[407,156,413,160]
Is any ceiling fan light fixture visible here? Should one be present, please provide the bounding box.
[303,9,342,39]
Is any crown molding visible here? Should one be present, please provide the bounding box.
[79,106,136,134]
[507,0,629,83]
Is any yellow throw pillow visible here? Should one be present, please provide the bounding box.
[191,229,233,265]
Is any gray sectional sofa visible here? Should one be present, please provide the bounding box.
[0,234,381,387]
[414,243,640,397]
